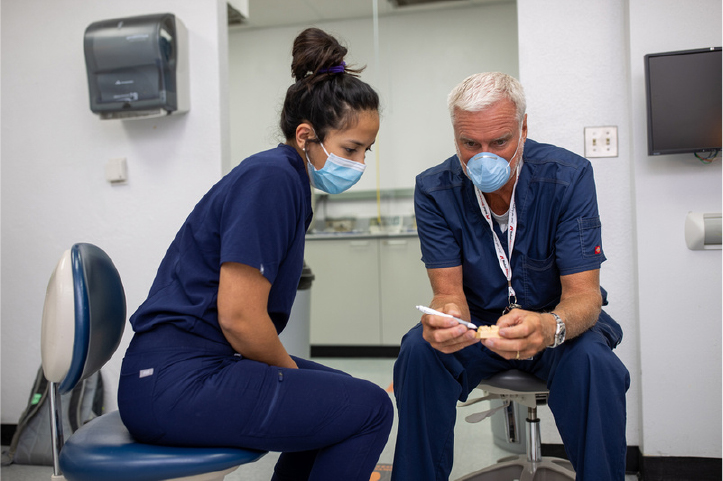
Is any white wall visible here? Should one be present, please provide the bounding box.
[518,0,721,459]
[628,0,721,458]
[517,0,640,448]
[1,0,230,421]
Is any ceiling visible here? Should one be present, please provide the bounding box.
[229,0,513,29]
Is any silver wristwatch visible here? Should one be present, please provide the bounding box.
[549,312,566,348]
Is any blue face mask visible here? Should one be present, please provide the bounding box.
[462,131,523,193]
[306,141,366,194]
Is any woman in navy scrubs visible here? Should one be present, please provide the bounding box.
[118,28,393,481]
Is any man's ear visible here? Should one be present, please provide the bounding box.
[295,122,315,151]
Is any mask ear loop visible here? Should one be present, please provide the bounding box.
[304,128,323,172]
[303,146,317,188]
[303,128,323,187]
[319,142,331,158]
[306,128,332,160]
[509,126,525,176]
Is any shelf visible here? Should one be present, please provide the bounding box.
[315,188,414,203]
[306,231,418,241]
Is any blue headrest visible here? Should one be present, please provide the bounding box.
[58,244,126,394]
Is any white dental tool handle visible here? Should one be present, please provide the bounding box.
[415,305,478,330]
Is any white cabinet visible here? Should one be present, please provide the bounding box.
[305,238,381,345]
[305,235,432,346]
[378,238,432,344]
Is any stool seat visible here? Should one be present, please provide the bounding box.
[59,411,267,481]
[479,370,548,394]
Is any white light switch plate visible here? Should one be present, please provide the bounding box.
[105,157,128,183]
[584,126,618,158]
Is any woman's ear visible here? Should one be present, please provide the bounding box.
[295,122,315,151]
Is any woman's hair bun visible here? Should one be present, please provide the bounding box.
[291,28,361,82]
[280,27,378,141]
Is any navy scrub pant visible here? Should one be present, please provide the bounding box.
[118,325,393,481]
[391,311,630,480]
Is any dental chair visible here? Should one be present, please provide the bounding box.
[41,243,267,481]
[456,370,575,481]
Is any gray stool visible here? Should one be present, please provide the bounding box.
[456,370,575,481]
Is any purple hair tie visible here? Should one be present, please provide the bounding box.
[319,62,346,74]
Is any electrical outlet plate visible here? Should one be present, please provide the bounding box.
[584,126,618,158]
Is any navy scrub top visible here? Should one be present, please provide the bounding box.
[129,144,313,344]
[414,139,606,326]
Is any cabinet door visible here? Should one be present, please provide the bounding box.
[379,237,433,345]
[305,239,381,345]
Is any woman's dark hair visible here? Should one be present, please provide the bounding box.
[280,28,379,142]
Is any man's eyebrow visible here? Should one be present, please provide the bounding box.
[491,131,515,142]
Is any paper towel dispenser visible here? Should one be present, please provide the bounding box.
[84,13,189,120]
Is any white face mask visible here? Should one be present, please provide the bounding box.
[305,141,366,194]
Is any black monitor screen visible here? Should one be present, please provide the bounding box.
[644,47,722,156]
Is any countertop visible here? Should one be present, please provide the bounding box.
[306,231,419,240]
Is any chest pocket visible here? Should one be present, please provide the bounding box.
[520,252,560,311]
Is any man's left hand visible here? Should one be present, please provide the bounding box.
[479,309,556,360]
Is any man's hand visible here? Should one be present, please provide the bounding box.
[421,303,479,354]
[482,270,603,359]
[480,309,556,360]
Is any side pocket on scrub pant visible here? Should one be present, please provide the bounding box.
[258,370,284,430]
[118,365,166,443]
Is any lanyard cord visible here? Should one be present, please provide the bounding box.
[474,174,521,307]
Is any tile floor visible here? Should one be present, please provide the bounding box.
[1,357,638,480]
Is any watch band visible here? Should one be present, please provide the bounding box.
[550,312,566,348]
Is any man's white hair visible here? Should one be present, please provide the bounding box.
[447,72,526,124]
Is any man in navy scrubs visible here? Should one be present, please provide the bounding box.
[392,72,630,480]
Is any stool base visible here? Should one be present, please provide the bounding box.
[456,455,575,481]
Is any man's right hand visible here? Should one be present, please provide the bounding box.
[420,303,479,354]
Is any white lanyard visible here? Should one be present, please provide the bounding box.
[474,180,521,310]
